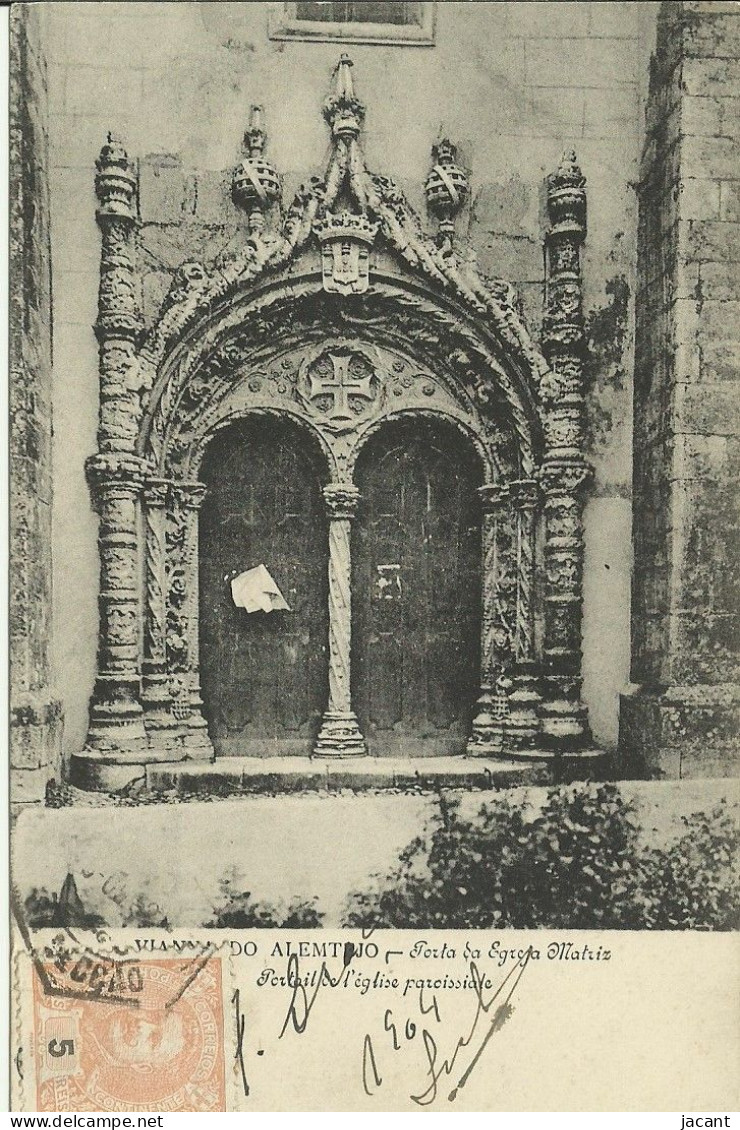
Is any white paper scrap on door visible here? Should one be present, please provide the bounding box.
[230,564,290,613]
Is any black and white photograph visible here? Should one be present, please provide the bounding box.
[8,0,740,1114]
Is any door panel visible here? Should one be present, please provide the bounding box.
[353,418,482,756]
[199,417,328,756]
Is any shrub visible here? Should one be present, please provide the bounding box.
[207,872,323,928]
[637,805,740,930]
[343,785,740,931]
[122,893,170,929]
[24,887,59,929]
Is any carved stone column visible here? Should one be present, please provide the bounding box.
[75,137,147,785]
[94,135,142,455]
[468,484,513,757]
[506,477,543,750]
[168,482,213,758]
[539,462,592,746]
[85,454,148,754]
[141,478,179,749]
[539,150,593,750]
[314,484,367,758]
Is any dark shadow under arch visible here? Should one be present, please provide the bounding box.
[352,416,484,756]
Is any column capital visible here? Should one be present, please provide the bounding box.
[478,482,510,513]
[538,459,592,499]
[143,476,170,507]
[509,477,540,511]
[86,452,148,494]
[170,480,207,510]
[323,483,360,520]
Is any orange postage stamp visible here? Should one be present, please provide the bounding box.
[32,955,226,1112]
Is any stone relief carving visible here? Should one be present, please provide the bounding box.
[74,54,594,786]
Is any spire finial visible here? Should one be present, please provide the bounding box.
[232,105,281,234]
[558,149,583,180]
[323,55,365,140]
[95,134,137,221]
[244,104,266,158]
[546,149,587,242]
[335,53,355,100]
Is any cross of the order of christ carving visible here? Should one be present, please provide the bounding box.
[306,351,377,429]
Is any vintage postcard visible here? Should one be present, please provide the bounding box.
[8,0,740,1114]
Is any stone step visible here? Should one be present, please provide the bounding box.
[145,751,608,796]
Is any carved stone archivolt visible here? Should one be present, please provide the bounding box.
[73,57,594,787]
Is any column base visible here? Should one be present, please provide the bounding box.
[618,682,740,780]
[183,688,215,757]
[86,698,148,752]
[506,667,542,749]
[68,749,149,792]
[467,682,507,757]
[467,722,504,757]
[539,675,591,751]
[313,711,367,758]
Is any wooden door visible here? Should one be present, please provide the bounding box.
[199,417,328,756]
[353,418,482,756]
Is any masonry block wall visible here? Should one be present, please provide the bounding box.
[620,0,740,778]
[9,5,63,802]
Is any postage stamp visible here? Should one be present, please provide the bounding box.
[32,957,226,1112]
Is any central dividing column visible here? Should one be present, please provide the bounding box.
[314,484,367,758]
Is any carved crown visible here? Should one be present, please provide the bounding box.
[314,210,380,246]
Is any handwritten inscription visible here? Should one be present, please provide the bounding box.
[362,950,534,1106]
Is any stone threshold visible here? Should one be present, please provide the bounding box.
[146,751,608,796]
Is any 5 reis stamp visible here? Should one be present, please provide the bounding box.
[32,957,226,1113]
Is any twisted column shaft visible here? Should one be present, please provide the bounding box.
[314,484,367,758]
[140,478,194,755]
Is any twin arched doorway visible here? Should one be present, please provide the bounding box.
[199,414,483,757]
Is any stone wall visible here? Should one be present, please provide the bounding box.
[10,4,63,803]
[12,778,739,928]
[620,1,740,778]
[44,1,647,759]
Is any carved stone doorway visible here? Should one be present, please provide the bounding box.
[199,416,329,756]
[353,418,483,756]
[73,58,600,792]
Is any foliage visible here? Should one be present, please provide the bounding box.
[343,785,740,931]
[24,887,59,928]
[637,805,740,930]
[208,871,324,928]
[122,893,170,930]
